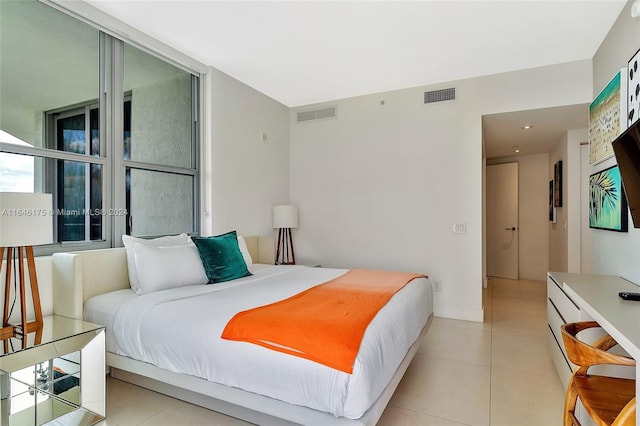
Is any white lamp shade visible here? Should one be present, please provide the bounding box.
[273,205,298,229]
[0,192,53,247]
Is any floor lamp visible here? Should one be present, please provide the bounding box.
[273,205,298,265]
[0,192,52,343]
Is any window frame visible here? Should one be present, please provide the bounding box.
[0,1,204,255]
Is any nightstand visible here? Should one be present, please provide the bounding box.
[0,315,105,425]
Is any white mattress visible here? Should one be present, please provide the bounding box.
[84,264,432,419]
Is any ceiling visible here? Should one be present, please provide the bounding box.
[483,104,590,159]
[81,0,628,158]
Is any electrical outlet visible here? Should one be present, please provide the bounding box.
[432,280,442,292]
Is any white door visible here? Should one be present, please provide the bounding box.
[487,163,519,279]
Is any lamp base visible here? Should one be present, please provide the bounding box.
[275,228,296,265]
[1,246,44,348]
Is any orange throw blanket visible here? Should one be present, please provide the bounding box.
[221,269,427,374]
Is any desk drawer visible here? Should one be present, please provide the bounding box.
[547,276,579,323]
[547,326,572,389]
[547,299,570,356]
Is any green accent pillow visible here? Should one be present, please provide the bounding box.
[191,231,252,283]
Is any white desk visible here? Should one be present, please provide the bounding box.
[549,272,640,423]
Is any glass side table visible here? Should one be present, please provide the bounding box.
[0,315,105,425]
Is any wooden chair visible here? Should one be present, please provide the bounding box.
[560,321,636,426]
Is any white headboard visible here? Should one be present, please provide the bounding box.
[52,235,274,320]
[243,235,275,265]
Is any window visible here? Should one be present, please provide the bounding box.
[0,0,200,252]
[49,105,102,242]
[123,44,199,237]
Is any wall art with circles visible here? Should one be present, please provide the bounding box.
[628,49,640,127]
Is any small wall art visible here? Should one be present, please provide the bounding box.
[628,49,640,127]
[589,165,628,232]
[548,180,556,223]
[589,68,627,165]
[554,161,562,207]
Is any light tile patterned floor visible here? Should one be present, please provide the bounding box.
[98,278,564,425]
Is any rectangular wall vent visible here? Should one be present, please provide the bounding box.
[424,87,456,104]
[296,106,337,123]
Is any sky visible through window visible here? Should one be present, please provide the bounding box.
[0,130,34,192]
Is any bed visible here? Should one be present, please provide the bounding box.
[51,236,433,426]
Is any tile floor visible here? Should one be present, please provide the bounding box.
[98,277,565,425]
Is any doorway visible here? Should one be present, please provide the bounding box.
[486,162,519,280]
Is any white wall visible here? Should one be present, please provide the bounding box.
[580,143,593,273]
[590,0,640,283]
[488,154,550,281]
[519,154,551,280]
[290,60,593,321]
[202,67,290,238]
[548,128,588,274]
[549,135,568,272]
[567,129,588,273]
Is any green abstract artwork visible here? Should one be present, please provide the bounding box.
[589,165,628,232]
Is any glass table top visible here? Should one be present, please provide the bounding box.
[0,316,104,373]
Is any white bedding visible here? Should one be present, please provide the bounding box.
[84,264,432,419]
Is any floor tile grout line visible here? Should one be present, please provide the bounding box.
[385,404,475,426]
[412,351,492,368]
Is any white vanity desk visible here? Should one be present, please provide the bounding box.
[547,272,640,424]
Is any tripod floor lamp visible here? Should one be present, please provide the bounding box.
[273,205,298,265]
[0,192,52,342]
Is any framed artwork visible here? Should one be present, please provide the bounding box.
[589,165,628,232]
[628,48,640,127]
[554,161,562,207]
[589,68,627,165]
[548,180,556,223]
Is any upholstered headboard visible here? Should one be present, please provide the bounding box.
[52,235,274,320]
[243,236,275,265]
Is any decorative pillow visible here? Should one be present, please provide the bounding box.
[191,231,252,283]
[188,234,253,265]
[133,243,208,294]
[237,235,253,266]
[122,233,190,294]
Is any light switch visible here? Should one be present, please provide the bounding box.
[453,223,466,234]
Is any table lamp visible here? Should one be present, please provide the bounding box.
[0,192,53,341]
[273,205,298,265]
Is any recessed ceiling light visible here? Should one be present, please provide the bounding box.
[522,125,533,130]
[513,146,520,153]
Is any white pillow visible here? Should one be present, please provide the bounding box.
[133,244,208,294]
[122,233,190,294]
[237,235,253,266]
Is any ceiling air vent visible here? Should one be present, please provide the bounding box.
[296,106,337,123]
[424,87,456,104]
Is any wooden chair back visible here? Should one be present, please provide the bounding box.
[561,321,634,376]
